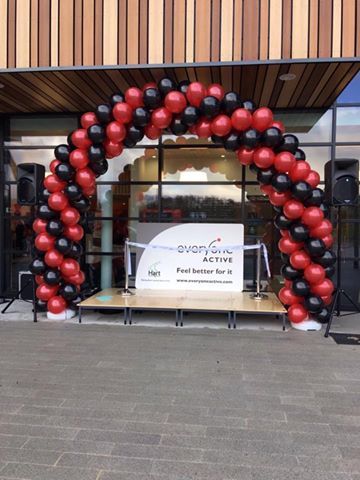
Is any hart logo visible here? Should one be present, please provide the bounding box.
[148,261,161,277]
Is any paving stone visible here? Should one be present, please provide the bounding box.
[246,418,331,434]
[0,423,78,440]
[0,413,48,426]
[123,420,206,436]
[98,473,174,480]
[151,459,252,479]
[0,434,28,448]
[23,437,115,455]
[250,468,352,480]
[166,413,247,428]
[202,449,298,468]
[75,429,161,445]
[206,426,293,443]
[0,463,99,480]
[207,407,286,421]
[111,443,203,461]
[57,452,152,473]
[0,447,60,465]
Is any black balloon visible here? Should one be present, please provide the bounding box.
[132,107,150,127]
[69,295,82,309]
[181,106,200,126]
[55,162,75,181]
[199,96,221,119]
[273,206,283,214]
[46,219,64,237]
[258,168,276,185]
[71,196,90,213]
[67,242,83,258]
[88,145,105,163]
[242,99,256,112]
[87,124,105,143]
[319,203,330,218]
[291,181,312,201]
[59,283,78,301]
[96,104,113,124]
[90,158,108,176]
[274,214,293,230]
[242,129,260,149]
[37,204,57,220]
[276,134,299,154]
[44,268,61,285]
[158,77,176,96]
[304,295,324,313]
[39,188,51,204]
[67,131,76,149]
[124,125,144,146]
[123,137,136,148]
[316,307,331,323]
[221,92,242,115]
[110,92,124,106]
[64,183,82,201]
[170,117,187,136]
[54,144,71,162]
[261,127,283,148]
[281,253,290,264]
[289,223,309,242]
[249,163,260,175]
[29,258,46,275]
[143,88,162,109]
[55,236,73,254]
[305,188,324,207]
[292,278,310,296]
[317,250,337,267]
[305,238,326,257]
[32,247,45,258]
[36,299,47,312]
[178,80,190,94]
[210,134,224,145]
[223,132,241,151]
[324,265,336,278]
[281,264,303,280]
[294,148,306,161]
[271,173,291,192]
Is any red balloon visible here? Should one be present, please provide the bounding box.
[142,82,157,91]
[48,295,67,314]
[60,258,80,277]
[231,108,252,131]
[301,207,324,228]
[64,224,84,241]
[284,279,292,288]
[80,112,98,129]
[274,152,296,173]
[269,190,291,206]
[82,185,96,197]
[151,107,172,129]
[113,102,132,123]
[50,159,61,174]
[207,84,224,100]
[289,161,311,182]
[311,278,334,297]
[103,139,123,158]
[283,200,305,220]
[75,168,96,188]
[305,170,320,188]
[66,270,85,285]
[36,284,58,301]
[125,87,144,108]
[106,121,126,142]
[69,149,89,169]
[60,207,80,226]
[35,275,44,285]
[260,184,274,195]
[309,219,333,238]
[144,124,162,140]
[48,192,69,211]
[164,91,187,113]
[211,115,232,136]
[278,237,303,254]
[35,233,55,252]
[322,234,334,248]
[304,263,326,284]
[71,129,92,149]
[252,107,273,131]
[271,120,285,134]
[253,147,275,169]
[237,147,254,166]
[186,82,206,107]
[288,303,308,323]
[44,174,66,193]
[322,295,333,306]
[33,218,47,234]
[44,248,64,268]
[279,287,303,306]
[188,125,197,135]
[290,250,311,270]
[280,229,290,238]
[196,118,211,138]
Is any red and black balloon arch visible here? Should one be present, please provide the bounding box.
[29,78,336,326]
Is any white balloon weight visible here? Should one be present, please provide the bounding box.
[291,319,322,331]
[47,309,77,321]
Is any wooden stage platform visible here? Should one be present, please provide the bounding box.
[79,288,287,329]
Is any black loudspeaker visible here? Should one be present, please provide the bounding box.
[18,272,34,300]
[17,163,45,205]
[325,158,359,206]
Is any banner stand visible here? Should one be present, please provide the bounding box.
[250,240,268,301]
[120,238,135,297]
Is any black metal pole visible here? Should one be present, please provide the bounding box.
[336,206,342,316]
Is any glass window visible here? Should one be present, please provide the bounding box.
[4,148,55,181]
[335,146,360,175]
[336,107,360,142]
[163,148,242,182]
[337,72,360,104]
[161,134,213,146]
[5,116,78,146]
[103,148,158,182]
[274,109,332,143]
[161,184,242,222]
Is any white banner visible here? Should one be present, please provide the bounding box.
[134,223,245,292]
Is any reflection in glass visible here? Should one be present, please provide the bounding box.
[274,109,332,143]
[4,149,55,181]
[337,72,360,103]
[162,134,213,146]
[336,107,360,142]
[107,148,158,182]
[336,146,360,174]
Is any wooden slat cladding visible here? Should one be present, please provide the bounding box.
[0,0,359,69]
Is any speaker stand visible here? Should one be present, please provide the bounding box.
[324,206,360,337]
[1,278,38,322]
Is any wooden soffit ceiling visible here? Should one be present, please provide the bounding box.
[0,61,358,114]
